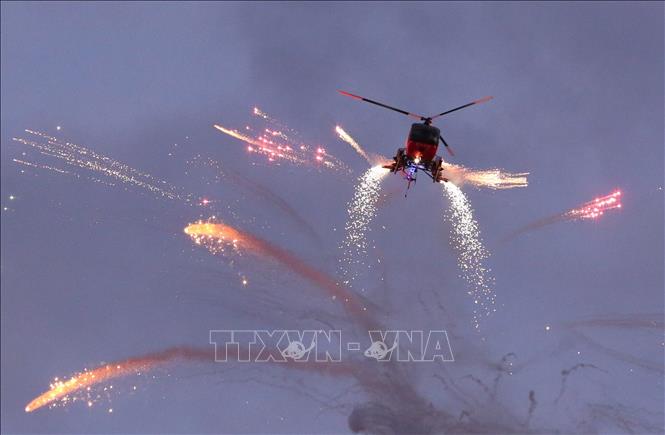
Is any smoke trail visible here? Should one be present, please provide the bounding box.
[25,347,211,413]
[555,363,606,404]
[442,163,528,190]
[565,312,663,330]
[338,166,388,292]
[503,190,623,242]
[563,313,664,374]
[189,156,322,245]
[25,345,358,413]
[442,183,497,329]
[184,221,377,328]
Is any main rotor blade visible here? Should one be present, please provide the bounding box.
[338,90,425,121]
[430,96,493,120]
[440,135,455,157]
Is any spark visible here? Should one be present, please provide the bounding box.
[566,190,622,220]
[338,166,388,291]
[56,126,61,131]
[442,163,528,190]
[12,130,186,201]
[25,347,212,413]
[442,183,496,329]
[334,126,389,167]
[213,108,349,172]
[503,189,623,241]
[13,158,71,175]
[335,126,371,165]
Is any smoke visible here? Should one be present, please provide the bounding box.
[184,220,378,329]
[189,155,323,245]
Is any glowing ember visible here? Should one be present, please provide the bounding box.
[25,347,210,413]
[567,190,622,220]
[184,219,243,256]
[502,189,624,242]
[213,108,349,172]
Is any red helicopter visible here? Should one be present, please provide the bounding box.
[338,90,493,189]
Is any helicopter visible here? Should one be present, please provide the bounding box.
[338,90,493,190]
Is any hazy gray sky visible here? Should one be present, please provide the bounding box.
[2,2,663,433]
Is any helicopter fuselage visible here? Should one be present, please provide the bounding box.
[405,123,440,163]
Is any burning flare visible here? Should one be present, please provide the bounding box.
[442,163,528,190]
[335,126,371,165]
[503,190,623,242]
[214,107,349,172]
[25,347,211,413]
[566,190,622,219]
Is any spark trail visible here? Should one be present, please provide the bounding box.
[503,190,622,242]
[12,130,187,201]
[442,183,496,329]
[184,220,376,327]
[25,345,358,413]
[442,163,529,190]
[214,107,349,173]
[25,347,212,413]
[338,166,388,292]
[335,126,377,166]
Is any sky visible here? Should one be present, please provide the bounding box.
[1,2,663,434]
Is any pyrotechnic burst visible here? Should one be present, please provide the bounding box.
[338,166,388,292]
[12,130,188,201]
[25,347,211,413]
[214,108,349,172]
[335,126,373,166]
[442,163,528,190]
[442,183,496,329]
[566,190,622,219]
[503,189,623,241]
[184,218,244,256]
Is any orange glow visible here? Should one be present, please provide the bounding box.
[25,348,211,413]
[185,220,377,328]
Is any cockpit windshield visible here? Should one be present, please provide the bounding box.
[408,124,440,145]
